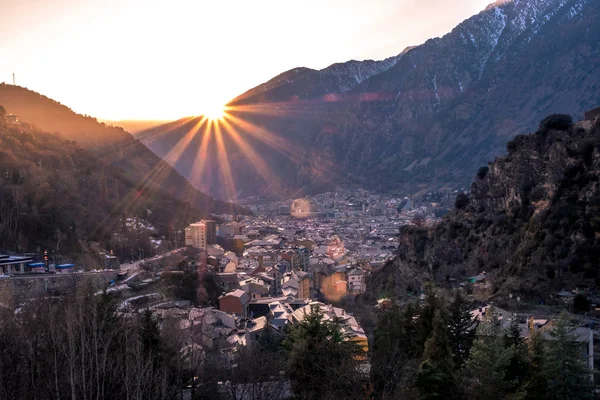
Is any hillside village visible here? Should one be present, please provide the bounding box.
[133,190,448,363]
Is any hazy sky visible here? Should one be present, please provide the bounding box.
[0,0,491,120]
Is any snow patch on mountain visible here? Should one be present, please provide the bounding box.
[567,0,588,19]
[432,75,440,107]
[321,55,401,92]
[524,0,578,41]
[447,0,588,81]
[478,6,507,78]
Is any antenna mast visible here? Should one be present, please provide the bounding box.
[12,73,15,86]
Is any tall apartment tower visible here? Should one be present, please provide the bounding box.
[184,220,217,249]
[203,220,217,244]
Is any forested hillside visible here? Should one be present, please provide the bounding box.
[0,106,208,264]
[0,84,245,211]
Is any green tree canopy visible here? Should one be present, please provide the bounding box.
[464,307,514,400]
[545,312,593,400]
[417,310,457,399]
[285,305,365,400]
[370,301,421,399]
[447,290,476,368]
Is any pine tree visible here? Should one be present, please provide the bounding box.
[420,283,443,346]
[371,300,424,399]
[447,290,476,368]
[371,302,407,398]
[504,316,531,392]
[285,305,364,400]
[464,307,514,400]
[416,310,457,399]
[545,312,593,400]
[139,308,163,369]
[521,329,551,400]
[404,301,424,357]
[423,311,454,370]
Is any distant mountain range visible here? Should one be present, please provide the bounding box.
[99,119,170,134]
[0,83,245,215]
[137,0,600,200]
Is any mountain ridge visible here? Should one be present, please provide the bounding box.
[0,83,246,213]
[230,54,403,107]
[0,109,210,263]
[138,0,600,200]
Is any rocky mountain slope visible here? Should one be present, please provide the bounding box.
[139,0,600,199]
[232,54,403,106]
[0,84,245,214]
[370,112,600,301]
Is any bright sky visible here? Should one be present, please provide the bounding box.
[0,0,491,121]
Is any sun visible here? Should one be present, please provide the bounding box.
[203,104,226,120]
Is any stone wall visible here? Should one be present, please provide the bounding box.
[0,271,119,303]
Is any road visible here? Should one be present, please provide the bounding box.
[120,248,186,272]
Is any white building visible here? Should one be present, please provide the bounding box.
[348,268,366,293]
[185,221,209,249]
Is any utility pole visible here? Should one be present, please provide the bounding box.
[43,249,49,272]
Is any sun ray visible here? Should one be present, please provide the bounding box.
[220,116,282,194]
[160,117,207,166]
[131,117,207,197]
[90,117,210,237]
[223,112,300,163]
[213,120,237,201]
[135,117,197,145]
[229,103,325,119]
[188,118,215,194]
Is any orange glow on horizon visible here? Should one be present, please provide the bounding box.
[0,0,491,120]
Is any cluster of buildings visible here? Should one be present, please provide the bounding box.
[140,297,368,370]
[183,191,448,305]
[176,196,415,358]
[0,253,78,276]
[185,218,371,304]
[172,190,447,352]
[168,189,451,360]
[471,304,595,373]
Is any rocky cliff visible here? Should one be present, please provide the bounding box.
[370,112,600,301]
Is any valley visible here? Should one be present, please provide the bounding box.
[1,0,600,398]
